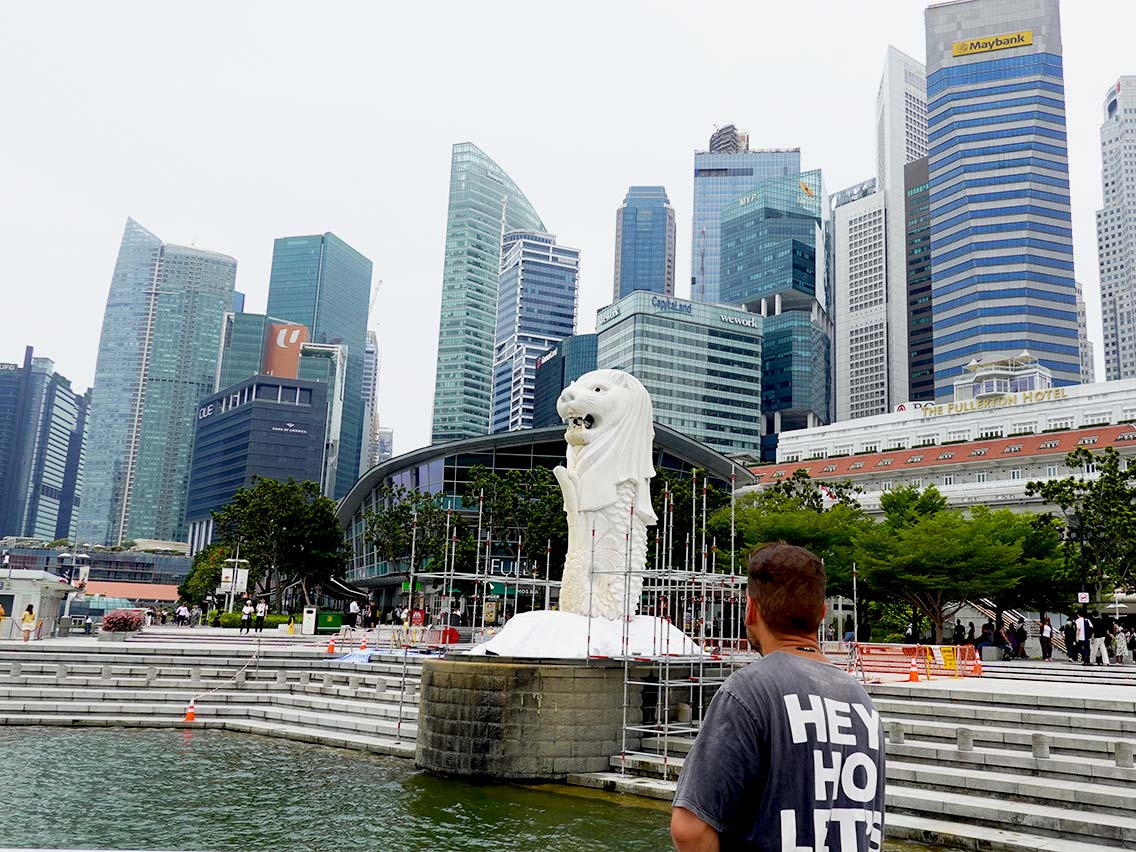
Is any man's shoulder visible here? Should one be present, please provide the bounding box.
[724,653,873,705]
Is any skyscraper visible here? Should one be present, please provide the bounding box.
[925,0,1079,398]
[431,143,546,443]
[0,348,89,541]
[1076,281,1095,384]
[877,47,929,407]
[691,129,800,305]
[77,219,237,546]
[1098,77,1136,380]
[266,232,372,499]
[720,170,832,460]
[832,179,888,420]
[613,186,676,301]
[596,293,763,457]
[532,334,598,429]
[904,157,935,402]
[491,231,579,433]
[361,330,380,473]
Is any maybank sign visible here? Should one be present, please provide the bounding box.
[952,30,1032,57]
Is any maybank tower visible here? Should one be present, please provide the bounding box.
[925,0,1080,400]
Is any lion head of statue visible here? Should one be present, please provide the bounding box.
[556,369,657,523]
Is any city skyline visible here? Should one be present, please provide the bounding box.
[2,1,1133,454]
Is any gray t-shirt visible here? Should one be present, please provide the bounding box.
[673,652,885,852]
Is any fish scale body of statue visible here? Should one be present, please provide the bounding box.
[554,369,657,621]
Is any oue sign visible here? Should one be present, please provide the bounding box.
[198,403,215,420]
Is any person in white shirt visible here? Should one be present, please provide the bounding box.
[348,599,361,628]
[1039,617,1053,661]
[240,601,254,635]
[254,600,268,633]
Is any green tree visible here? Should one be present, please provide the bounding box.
[651,469,732,572]
[464,466,566,573]
[363,483,469,575]
[212,477,348,609]
[710,470,867,594]
[178,543,228,606]
[1026,446,1136,592]
[855,508,1023,643]
[977,508,1067,622]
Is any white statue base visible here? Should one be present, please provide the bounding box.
[467,610,702,659]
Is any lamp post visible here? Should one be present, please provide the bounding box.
[223,542,250,613]
[58,551,90,633]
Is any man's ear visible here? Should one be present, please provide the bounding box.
[745,595,758,627]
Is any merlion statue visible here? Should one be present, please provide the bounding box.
[554,369,657,620]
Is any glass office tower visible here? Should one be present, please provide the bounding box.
[691,128,800,305]
[77,219,237,546]
[596,292,764,457]
[1098,77,1136,380]
[491,231,579,433]
[431,143,546,443]
[925,0,1079,399]
[613,186,676,301]
[266,232,372,499]
[532,334,598,429]
[0,347,89,541]
[720,170,832,461]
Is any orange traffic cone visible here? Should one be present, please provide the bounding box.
[359,635,368,651]
[184,700,196,722]
[908,657,921,682]
[973,657,983,676]
[326,636,335,654]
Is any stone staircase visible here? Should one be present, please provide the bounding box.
[569,669,1136,851]
[0,639,423,758]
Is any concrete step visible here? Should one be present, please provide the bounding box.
[886,784,1136,847]
[893,716,1136,759]
[868,682,1136,715]
[565,772,1123,852]
[0,712,415,758]
[876,696,1136,737]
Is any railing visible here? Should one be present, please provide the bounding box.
[822,641,982,680]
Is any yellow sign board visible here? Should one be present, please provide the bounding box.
[920,387,1067,418]
[953,30,1033,57]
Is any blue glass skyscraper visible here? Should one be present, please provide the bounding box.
[491,231,579,433]
[613,187,675,301]
[77,219,237,545]
[925,0,1078,398]
[266,233,372,499]
[691,127,801,305]
[431,143,546,443]
[720,170,832,460]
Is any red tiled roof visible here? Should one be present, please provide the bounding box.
[83,581,180,602]
[750,423,1136,483]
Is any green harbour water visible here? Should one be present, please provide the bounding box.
[0,728,672,851]
[0,727,933,852]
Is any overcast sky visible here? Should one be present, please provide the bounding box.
[1,1,1131,455]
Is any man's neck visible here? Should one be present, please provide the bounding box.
[760,635,827,662]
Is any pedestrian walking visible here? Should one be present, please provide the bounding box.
[1062,619,1077,662]
[1075,611,1092,666]
[254,599,267,633]
[20,604,36,642]
[1089,610,1110,666]
[671,543,884,851]
[1014,621,1029,659]
[953,620,965,645]
[240,601,254,635]
[348,599,360,628]
[967,622,975,644]
[1039,617,1053,661]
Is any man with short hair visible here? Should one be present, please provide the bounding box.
[1075,610,1091,666]
[671,542,885,852]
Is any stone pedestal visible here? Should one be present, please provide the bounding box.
[416,656,642,780]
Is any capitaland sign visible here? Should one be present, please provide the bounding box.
[952,30,1032,57]
[650,296,693,315]
[920,387,1068,417]
[720,313,760,329]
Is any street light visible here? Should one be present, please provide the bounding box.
[58,551,90,634]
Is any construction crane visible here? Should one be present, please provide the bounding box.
[368,279,383,324]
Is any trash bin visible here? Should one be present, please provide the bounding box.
[316,610,343,634]
[301,606,318,636]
